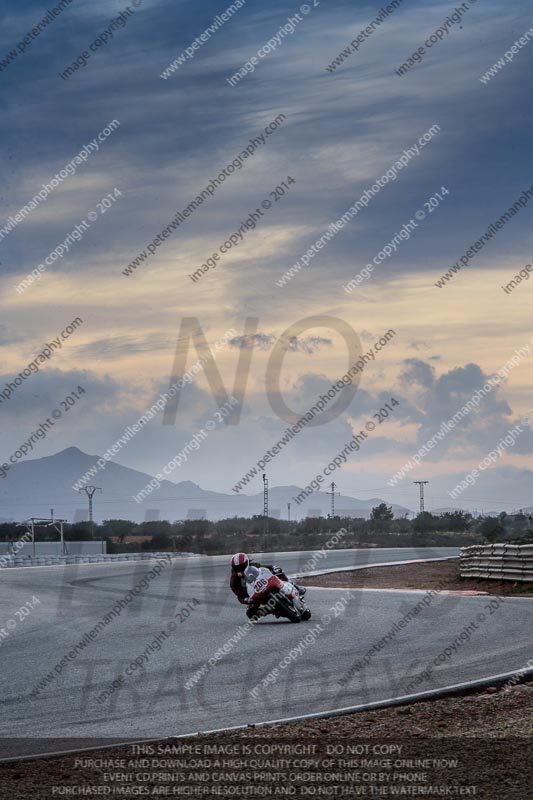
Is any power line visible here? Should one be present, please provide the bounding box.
[413,481,429,513]
[78,486,102,536]
[262,473,268,552]
[326,481,340,518]
[6,491,530,508]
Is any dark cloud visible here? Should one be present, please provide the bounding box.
[399,358,436,389]
[409,339,431,351]
[0,368,120,419]
[228,333,332,353]
[228,333,276,350]
[75,334,173,359]
[3,0,529,296]
[0,325,24,346]
[395,359,533,458]
[283,335,333,354]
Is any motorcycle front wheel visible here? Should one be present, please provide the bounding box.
[272,591,301,623]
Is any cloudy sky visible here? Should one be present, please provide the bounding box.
[1,0,533,515]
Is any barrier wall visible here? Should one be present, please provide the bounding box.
[460,543,533,582]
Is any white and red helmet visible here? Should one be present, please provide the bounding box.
[231,552,249,573]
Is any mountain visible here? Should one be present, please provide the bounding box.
[0,447,410,523]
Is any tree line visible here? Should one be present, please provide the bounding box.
[0,505,529,554]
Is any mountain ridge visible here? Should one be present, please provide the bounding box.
[0,447,410,522]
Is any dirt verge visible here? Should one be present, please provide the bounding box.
[297,557,533,596]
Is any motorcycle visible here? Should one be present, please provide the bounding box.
[245,565,311,623]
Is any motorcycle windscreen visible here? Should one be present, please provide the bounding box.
[244,565,260,584]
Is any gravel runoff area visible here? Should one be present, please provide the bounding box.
[0,684,531,799]
[297,557,533,596]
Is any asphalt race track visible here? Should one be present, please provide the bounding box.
[1,547,531,760]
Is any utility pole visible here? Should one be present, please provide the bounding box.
[327,482,340,518]
[413,481,429,514]
[262,474,269,554]
[78,486,102,538]
[287,502,291,532]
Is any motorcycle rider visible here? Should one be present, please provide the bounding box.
[230,552,305,620]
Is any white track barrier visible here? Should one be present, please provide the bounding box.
[460,543,533,581]
[0,552,199,568]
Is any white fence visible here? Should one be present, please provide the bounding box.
[460,543,533,582]
[0,540,106,559]
[0,552,198,568]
